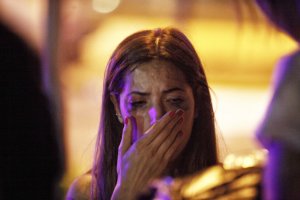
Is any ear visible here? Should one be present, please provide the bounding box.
[110,94,123,124]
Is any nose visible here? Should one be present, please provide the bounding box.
[148,103,166,124]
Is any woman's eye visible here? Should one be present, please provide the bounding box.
[168,98,184,106]
[129,101,146,109]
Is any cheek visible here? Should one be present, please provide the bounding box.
[119,100,129,116]
[130,111,152,140]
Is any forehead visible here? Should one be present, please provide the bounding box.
[124,60,187,91]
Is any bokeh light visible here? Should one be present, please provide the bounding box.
[92,0,120,13]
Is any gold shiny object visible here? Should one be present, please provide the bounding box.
[164,150,266,200]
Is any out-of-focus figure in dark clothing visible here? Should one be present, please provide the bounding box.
[255,0,300,199]
[0,22,63,200]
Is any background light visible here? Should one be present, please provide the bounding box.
[92,0,120,14]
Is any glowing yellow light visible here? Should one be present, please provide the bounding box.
[92,0,120,14]
[181,166,221,197]
[180,166,234,197]
[242,155,256,168]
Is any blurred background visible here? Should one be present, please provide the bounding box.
[1,0,297,196]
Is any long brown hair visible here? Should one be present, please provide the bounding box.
[91,27,218,200]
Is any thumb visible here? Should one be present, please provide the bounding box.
[119,116,133,155]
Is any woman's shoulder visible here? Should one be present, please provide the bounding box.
[66,173,92,200]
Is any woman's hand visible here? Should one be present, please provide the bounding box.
[111,109,184,200]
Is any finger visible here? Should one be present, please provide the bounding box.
[146,109,183,147]
[119,116,133,155]
[155,117,183,161]
[144,110,177,136]
[143,109,184,146]
[150,114,183,151]
[164,130,184,161]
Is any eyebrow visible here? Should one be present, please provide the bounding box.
[127,91,150,96]
[127,87,185,97]
[163,87,185,94]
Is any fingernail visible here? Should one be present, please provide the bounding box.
[125,117,129,125]
[169,111,175,117]
[176,109,184,116]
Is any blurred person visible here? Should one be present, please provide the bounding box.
[0,21,63,199]
[66,27,219,200]
[1,1,65,199]
[255,0,300,199]
[1,0,102,199]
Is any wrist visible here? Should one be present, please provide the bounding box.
[112,178,148,200]
[111,182,135,200]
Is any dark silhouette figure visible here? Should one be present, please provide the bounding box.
[0,22,63,200]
